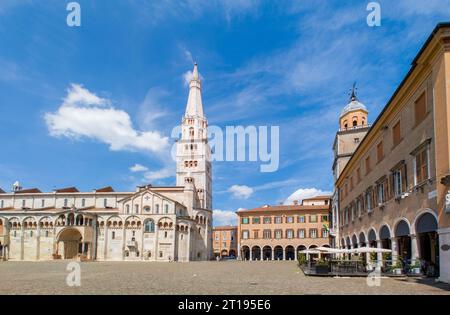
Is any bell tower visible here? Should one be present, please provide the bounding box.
[176,63,212,210]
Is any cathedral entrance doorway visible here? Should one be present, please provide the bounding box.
[57,228,83,260]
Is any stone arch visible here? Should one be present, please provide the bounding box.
[39,216,54,229]
[379,224,392,240]
[358,231,367,245]
[158,217,173,229]
[144,219,155,233]
[413,209,438,234]
[368,228,377,247]
[285,245,295,260]
[57,228,83,260]
[379,224,392,249]
[274,245,283,260]
[23,217,37,229]
[263,245,272,260]
[251,246,261,261]
[107,216,123,229]
[241,245,250,260]
[345,236,351,249]
[351,234,358,247]
[394,218,411,237]
[9,217,21,229]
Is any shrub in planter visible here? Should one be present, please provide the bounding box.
[408,259,422,275]
[392,258,404,275]
[315,259,329,274]
[297,253,307,266]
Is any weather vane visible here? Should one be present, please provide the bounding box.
[349,82,358,101]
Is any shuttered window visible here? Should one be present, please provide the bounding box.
[414,92,427,126]
[393,121,401,147]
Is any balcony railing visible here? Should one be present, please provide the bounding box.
[338,124,372,132]
[126,240,137,247]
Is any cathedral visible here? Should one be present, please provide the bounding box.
[0,64,213,262]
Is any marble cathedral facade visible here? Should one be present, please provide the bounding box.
[0,64,213,262]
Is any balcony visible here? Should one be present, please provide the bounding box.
[338,124,372,133]
[126,240,138,247]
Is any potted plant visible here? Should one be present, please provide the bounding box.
[409,258,422,275]
[315,259,329,274]
[297,253,307,266]
[392,258,404,275]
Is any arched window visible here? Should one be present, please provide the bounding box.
[165,204,169,214]
[353,120,357,127]
[103,199,108,208]
[144,206,151,213]
[189,127,194,138]
[81,199,86,207]
[144,220,155,233]
[126,205,130,214]
[64,199,68,207]
[135,205,139,214]
[155,204,160,214]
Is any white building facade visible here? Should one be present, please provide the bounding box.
[0,64,213,262]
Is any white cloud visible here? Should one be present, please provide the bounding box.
[143,167,174,181]
[213,209,238,226]
[183,69,204,86]
[130,164,149,172]
[284,188,332,205]
[228,185,254,199]
[45,84,169,154]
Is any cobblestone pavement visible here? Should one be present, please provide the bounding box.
[0,261,449,295]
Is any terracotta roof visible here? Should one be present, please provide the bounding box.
[237,204,330,214]
[303,195,332,201]
[55,187,79,193]
[213,225,237,230]
[96,186,115,193]
[14,188,42,194]
[0,188,5,193]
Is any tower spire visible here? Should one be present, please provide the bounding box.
[349,82,358,101]
[185,63,204,118]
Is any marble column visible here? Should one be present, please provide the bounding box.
[391,237,398,264]
[410,234,419,264]
[376,240,383,269]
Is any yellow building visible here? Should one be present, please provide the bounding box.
[334,23,450,283]
[236,196,331,261]
[213,226,237,258]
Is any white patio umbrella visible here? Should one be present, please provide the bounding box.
[299,249,321,255]
[315,247,349,254]
[349,246,392,254]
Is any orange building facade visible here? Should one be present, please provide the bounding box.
[334,23,450,283]
[213,226,238,258]
[236,196,331,261]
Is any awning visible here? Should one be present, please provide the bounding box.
[348,246,392,254]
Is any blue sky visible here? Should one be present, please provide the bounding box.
[1,0,449,226]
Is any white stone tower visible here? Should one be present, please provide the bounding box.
[176,63,212,210]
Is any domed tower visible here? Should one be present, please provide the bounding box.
[331,84,371,249]
[333,84,370,181]
[339,84,368,130]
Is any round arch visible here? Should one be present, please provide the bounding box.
[241,246,250,260]
[274,245,283,260]
[263,246,272,260]
[285,245,295,260]
[251,246,261,261]
[415,212,439,274]
[351,234,358,247]
[57,228,83,260]
[368,228,377,247]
